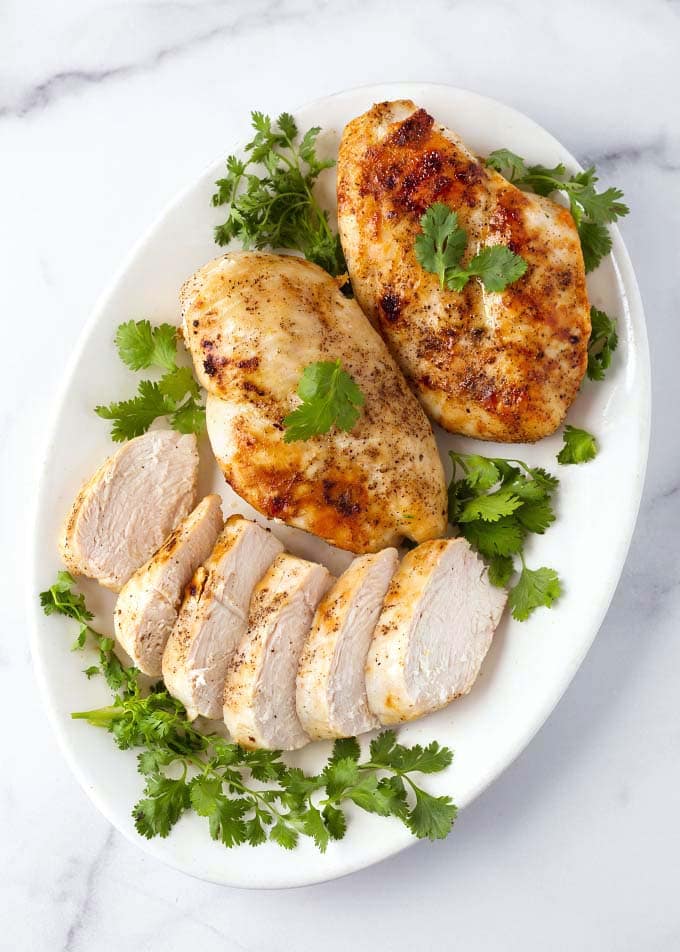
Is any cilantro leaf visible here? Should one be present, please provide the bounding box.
[460,517,525,558]
[578,221,612,273]
[330,737,361,763]
[557,425,598,465]
[415,203,526,293]
[406,786,458,841]
[446,245,528,293]
[485,149,528,182]
[508,565,562,621]
[322,804,347,840]
[132,775,189,838]
[488,554,515,587]
[213,112,345,277]
[515,497,556,534]
[95,380,173,442]
[587,306,618,381]
[457,488,523,524]
[115,320,178,372]
[283,359,365,442]
[414,203,468,288]
[40,571,93,623]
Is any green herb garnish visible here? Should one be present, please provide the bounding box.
[557,425,598,465]
[95,320,205,442]
[283,359,365,442]
[414,203,527,292]
[448,452,562,621]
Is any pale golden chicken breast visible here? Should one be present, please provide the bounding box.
[337,100,591,443]
[181,251,447,554]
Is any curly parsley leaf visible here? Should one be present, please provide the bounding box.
[557,425,598,465]
[96,322,206,441]
[415,203,526,293]
[587,306,619,381]
[485,151,629,272]
[212,111,345,277]
[448,451,561,620]
[283,359,365,442]
[508,564,562,621]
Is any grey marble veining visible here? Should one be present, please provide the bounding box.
[2,0,680,949]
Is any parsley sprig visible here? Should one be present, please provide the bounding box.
[213,112,346,278]
[448,452,562,621]
[485,150,629,272]
[40,573,457,850]
[283,359,365,442]
[95,321,206,442]
[587,306,619,381]
[414,203,527,292]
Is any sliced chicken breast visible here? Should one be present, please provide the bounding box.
[60,431,199,591]
[162,516,284,720]
[223,554,334,750]
[181,251,447,554]
[114,495,223,676]
[296,548,399,739]
[366,538,507,724]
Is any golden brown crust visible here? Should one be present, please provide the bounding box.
[337,101,591,443]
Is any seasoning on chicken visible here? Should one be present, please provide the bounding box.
[114,495,223,676]
[223,553,334,750]
[365,538,507,724]
[181,251,447,554]
[163,516,284,720]
[296,548,398,739]
[337,100,591,442]
[60,431,199,591]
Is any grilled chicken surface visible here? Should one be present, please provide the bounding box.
[115,495,223,676]
[365,538,507,724]
[181,251,447,554]
[337,100,591,442]
[163,516,283,720]
[223,553,334,750]
[296,548,398,739]
[60,431,199,591]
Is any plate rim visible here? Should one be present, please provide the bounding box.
[27,81,651,888]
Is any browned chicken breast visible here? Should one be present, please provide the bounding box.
[181,251,447,554]
[337,100,591,442]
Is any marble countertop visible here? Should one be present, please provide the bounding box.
[3,0,680,948]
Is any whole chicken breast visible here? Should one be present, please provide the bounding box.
[365,538,507,724]
[223,553,334,750]
[162,516,284,720]
[337,101,591,442]
[60,431,199,591]
[115,495,223,676]
[296,548,398,739]
[181,251,447,554]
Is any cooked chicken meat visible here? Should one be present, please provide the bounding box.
[181,251,447,553]
[223,553,334,750]
[115,495,223,676]
[296,548,398,739]
[163,516,284,720]
[60,431,199,591]
[365,538,507,724]
[337,100,591,442]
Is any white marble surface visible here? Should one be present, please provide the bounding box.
[2,0,679,948]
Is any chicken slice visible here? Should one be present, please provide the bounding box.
[162,516,284,720]
[180,251,447,554]
[114,495,223,675]
[296,548,399,739]
[60,431,199,591]
[365,538,507,724]
[337,101,591,442]
[223,553,334,750]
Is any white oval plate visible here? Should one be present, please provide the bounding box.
[29,83,650,888]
